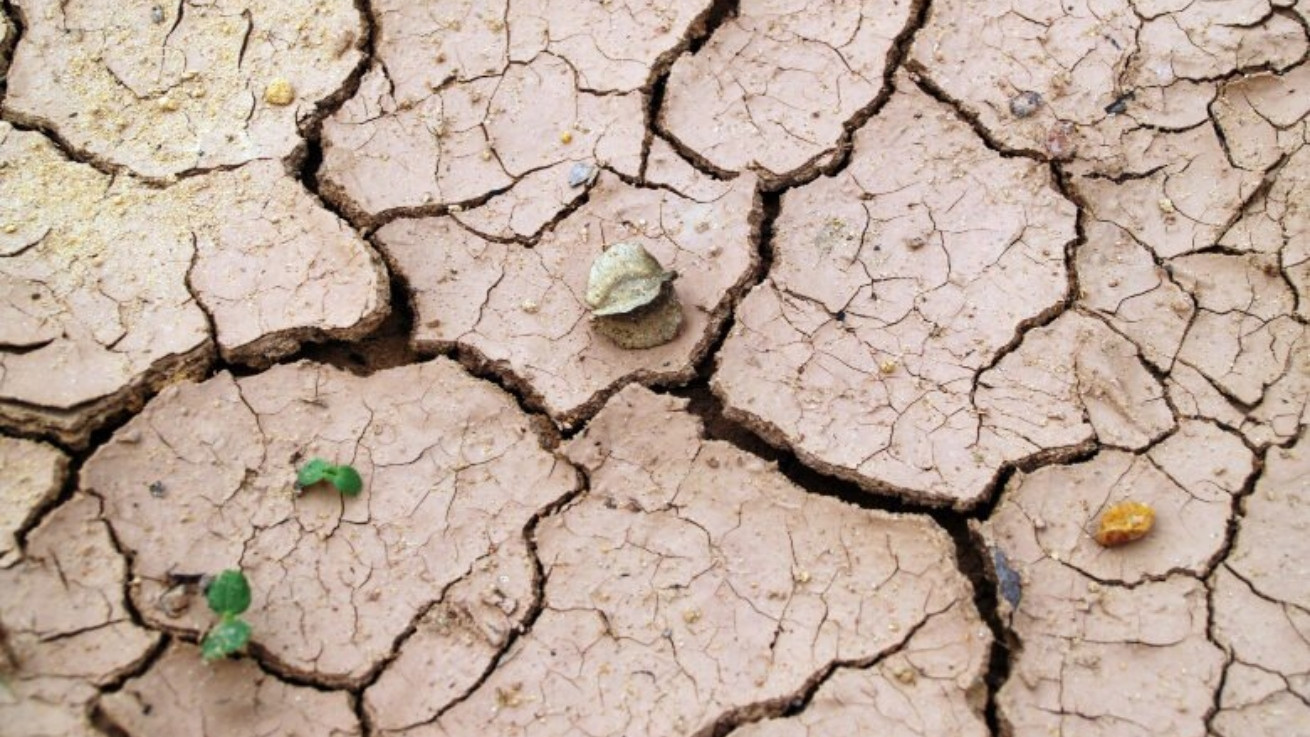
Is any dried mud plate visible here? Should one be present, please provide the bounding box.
[369,386,990,736]
[81,358,578,686]
[0,123,388,447]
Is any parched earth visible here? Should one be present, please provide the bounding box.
[0,0,1307,736]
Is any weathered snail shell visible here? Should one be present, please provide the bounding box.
[585,242,683,349]
[585,242,676,317]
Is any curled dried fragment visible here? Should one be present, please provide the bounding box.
[585,242,683,349]
[586,242,675,316]
[1094,500,1155,547]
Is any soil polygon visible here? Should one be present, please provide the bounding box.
[980,419,1256,736]
[80,359,579,686]
[0,436,67,566]
[0,123,388,446]
[714,76,1080,507]
[373,385,990,736]
[317,0,712,223]
[909,0,1306,167]
[0,495,160,736]
[98,642,361,737]
[661,0,918,178]
[377,170,760,429]
[5,0,366,178]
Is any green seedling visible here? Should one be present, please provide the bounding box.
[201,569,252,662]
[296,458,364,497]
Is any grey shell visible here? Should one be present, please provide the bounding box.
[568,161,598,188]
[585,243,675,317]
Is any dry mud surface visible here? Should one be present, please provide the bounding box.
[1,1,1308,736]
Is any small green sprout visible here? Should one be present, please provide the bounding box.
[295,458,364,497]
[201,569,252,662]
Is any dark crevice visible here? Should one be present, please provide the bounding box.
[903,65,1051,164]
[0,113,142,182]
[242,642,362,693]
[1209,444,1270,579]
[0,337,53,355]
[295,267,420,378]
[639,0,740,181]
[1202,444,1272,734]
[78,493,158,638]
[963,158,1087,401]
[292,0,377,220]
[702,608,946,736]
[318,179,541,236]
[0,0,16,103]
[87,634,171,736]
[450,183,593,247]
[444,342,564,448]
[340,562,489,731]
[406,463,590,730]
[938,515,1015,737]
[646,0,742,182]
[801,0,934,186]
[680,382,918,516]
[9,445,79,564]
[684,187,778,378]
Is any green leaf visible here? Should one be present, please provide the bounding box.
[206,569,251,616]
[296,458,332,489]
[325,464,364,497]
[201,615,251,662]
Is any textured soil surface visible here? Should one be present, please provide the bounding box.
[1,1,1307,736]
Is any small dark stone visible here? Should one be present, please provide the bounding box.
[149,480,166,498]
[1104,91,1135,115]
[991,547,1022,609]
[150,5,164,23]
[1009,91,1043,118]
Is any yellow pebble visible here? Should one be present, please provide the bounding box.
[1094,500,1155,547]
[264,78,296,106]
[560,130,573,144]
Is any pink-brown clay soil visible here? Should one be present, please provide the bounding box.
[1,1,1307,736]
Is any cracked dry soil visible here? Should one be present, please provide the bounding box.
[0,0,1307,736]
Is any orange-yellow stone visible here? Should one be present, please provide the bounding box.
[1095,500,1155,547]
